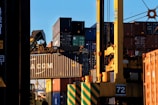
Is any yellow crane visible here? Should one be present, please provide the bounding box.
[97,0,143,104]
[67,0,143,104]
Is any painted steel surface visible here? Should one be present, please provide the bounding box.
[81,82,100,105]
[67,83,81,105]
[52,92,60,105]
[143,49,158,105]
[30,53,82,79]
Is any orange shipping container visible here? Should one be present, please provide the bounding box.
[143,49,158,105]
[52,78,81,92]
[52,78,71,92]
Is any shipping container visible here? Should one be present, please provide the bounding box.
[47,41,53,47]
[85,41,96,52]
[71,21,85,35]
[143,49,158,105]
[60,46,80,52]
[146,22,158,35]
[145,35,158,50]
[124,23,134,36]
[53,33,72,47]
[123,37,135,50]
[134,36,146,50]
[52,78,72,92]
[52,92,67,105]
[72,35,85,47]
[46,79,52,105]
[30,53,82,79]
[85,28,96,41]
[53,17,72,37]
[133,22,147,35]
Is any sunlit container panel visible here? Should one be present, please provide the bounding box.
[143,49,158,105]
[30,53,82,79]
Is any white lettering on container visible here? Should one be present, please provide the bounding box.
[30,63,53,69]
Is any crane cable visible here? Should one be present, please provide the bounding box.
[124,1,158,22]
[141,0,149,9]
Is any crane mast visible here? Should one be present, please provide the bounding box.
[96,0,125,83]
[113,0,125,83]
[96,0,105,83]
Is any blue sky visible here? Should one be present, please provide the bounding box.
[31,0,158,44]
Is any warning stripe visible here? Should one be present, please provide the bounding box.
[91,83,100,104]
[67,84,81,105]
[81,82,100,105]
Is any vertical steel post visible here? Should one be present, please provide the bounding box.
[114,0,126,83]
[96,0,104,83]
[3,0,30,105]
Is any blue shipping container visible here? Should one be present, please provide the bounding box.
[52,92,66,105]
[52,92,60,105]
[85,28,96,41]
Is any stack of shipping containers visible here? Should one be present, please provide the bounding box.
[30,53,83,105]
[45,78,82,105]
[52,17,73,51]
[133,22,147,56]
[71,21,85,47]
[40,18,158,105]
[85,27,96,71]
[123,21,158,56]
[70,20,90,76]
[145,22,158,51]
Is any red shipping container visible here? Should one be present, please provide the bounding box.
[145,35,158,49]
[133,22,146,35]
[123,37,135,50]
[124,23,134,36]
[143,49,158,105]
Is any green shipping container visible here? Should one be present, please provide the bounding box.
[72,35,85,46]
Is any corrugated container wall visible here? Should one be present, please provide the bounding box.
[143,49,158,105]
[71,21,85,35]
[30,53,82,79]
[145,35,158,50]
[124,23,134,36]
[123,37,135,50]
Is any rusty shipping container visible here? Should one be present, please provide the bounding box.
[143,49,158,105]
[123,37,135,50]
[30,53,82,79]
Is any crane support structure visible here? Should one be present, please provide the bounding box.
[96,0,105,83]
[113,0,126,83]
[96,0,126,83]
